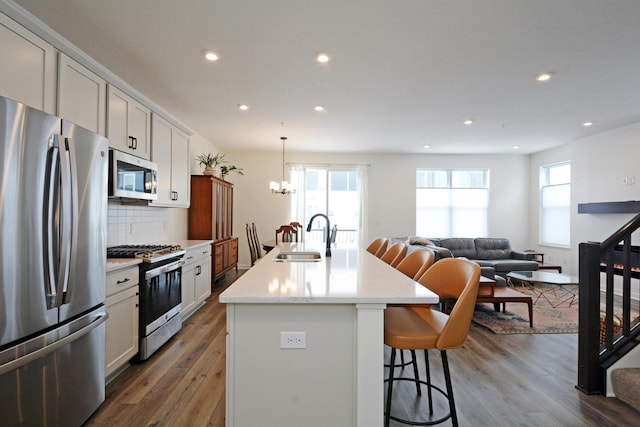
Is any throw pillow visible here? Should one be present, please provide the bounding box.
[408,236,435,246]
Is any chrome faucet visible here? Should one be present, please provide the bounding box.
[306,213,332,257]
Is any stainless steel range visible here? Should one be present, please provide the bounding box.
[107,244,185,360]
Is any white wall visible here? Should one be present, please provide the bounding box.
[529,122,640,275]
[224,151,530,268]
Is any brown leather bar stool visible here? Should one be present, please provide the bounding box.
[390,248,436,374]
[367,237,388,257]
[380,242,408,268]
[384,258,480,426]
[395,248,435,280]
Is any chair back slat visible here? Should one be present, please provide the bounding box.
[290,221,304,242]
[246,222,262,266]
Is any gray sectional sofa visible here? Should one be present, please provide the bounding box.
[393,236,538,279]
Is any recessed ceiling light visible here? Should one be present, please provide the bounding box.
[512,145,520,150]
[463,119,474,125]
[536,72,552,82]
[423,144,431,149]
[316,52,330,63]
[204,51,219,61]
[314,105,325,112]
[238,104,249,111]
[583,121,593,127]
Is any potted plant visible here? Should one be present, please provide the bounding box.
[220,164,244,180]
[196,152,226,176]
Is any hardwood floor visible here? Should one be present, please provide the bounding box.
[86,270,639,426]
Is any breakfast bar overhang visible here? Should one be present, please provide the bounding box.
[219,243,438,427]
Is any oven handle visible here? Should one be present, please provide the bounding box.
[145,259,184,280]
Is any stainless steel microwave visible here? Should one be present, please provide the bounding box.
[108,149,158,200]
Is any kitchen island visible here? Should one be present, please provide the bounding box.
[219,243,438,427]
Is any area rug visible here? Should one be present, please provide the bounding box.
[473,284,579,334]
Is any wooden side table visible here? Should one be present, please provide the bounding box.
[525,250,562,273]
[538,263,562,273]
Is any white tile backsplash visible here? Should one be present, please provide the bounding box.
[107,201,171,246]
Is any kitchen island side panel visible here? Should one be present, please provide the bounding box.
[226,303,356,427]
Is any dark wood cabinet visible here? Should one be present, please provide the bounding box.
[189,175,238,284]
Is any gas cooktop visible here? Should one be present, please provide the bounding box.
[107,244,186,263]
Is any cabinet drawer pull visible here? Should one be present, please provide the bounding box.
[116,277,131,285]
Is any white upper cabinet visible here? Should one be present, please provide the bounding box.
[150,113,190,207]
[0,13,55,113]
[107,84,151,159]
[57,53,106,135]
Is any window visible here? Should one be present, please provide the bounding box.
[416,169,489,237]
[291,166,366,248]
[540,161,570,247]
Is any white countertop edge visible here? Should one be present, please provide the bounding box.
[106,258,143,273]
[173,239,213,249]
[218,296,434,305]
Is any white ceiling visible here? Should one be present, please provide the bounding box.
[12,0,640,154]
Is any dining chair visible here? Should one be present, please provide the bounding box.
[275,224,298,244]
[366,238,388,258]
[246,222,262,266]
[290,221,304,242]
[395,248,435,280]
[384,258,481,426]
[380,242,407,268]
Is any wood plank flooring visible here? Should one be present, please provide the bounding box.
[86,270,639,426]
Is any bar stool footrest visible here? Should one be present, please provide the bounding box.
[384,377,452,426]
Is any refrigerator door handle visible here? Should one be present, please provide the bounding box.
[0,311,108,376]
[59,136,79,304]
[43,137,60,309]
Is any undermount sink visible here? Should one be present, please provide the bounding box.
[273,251,322,262]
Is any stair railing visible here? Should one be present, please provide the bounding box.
[577,213,640,394]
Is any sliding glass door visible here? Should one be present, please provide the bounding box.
[292,166,365,248]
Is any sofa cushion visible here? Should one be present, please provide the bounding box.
[439,238,477,259]
[474,238,512,260]
[488,259,539,273]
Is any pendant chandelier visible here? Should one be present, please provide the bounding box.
[270,136,295,195]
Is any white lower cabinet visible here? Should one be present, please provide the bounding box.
[181,244,212,319]
[105,265,139,379]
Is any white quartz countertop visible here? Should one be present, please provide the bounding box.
[219,243,438,304]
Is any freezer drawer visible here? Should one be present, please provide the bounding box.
[0,308,107,426]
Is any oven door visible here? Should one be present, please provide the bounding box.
[140,258,183,337]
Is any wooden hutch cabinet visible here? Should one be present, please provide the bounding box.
[189,175,238,285]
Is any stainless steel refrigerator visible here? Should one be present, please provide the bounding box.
[0,95,108,426]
